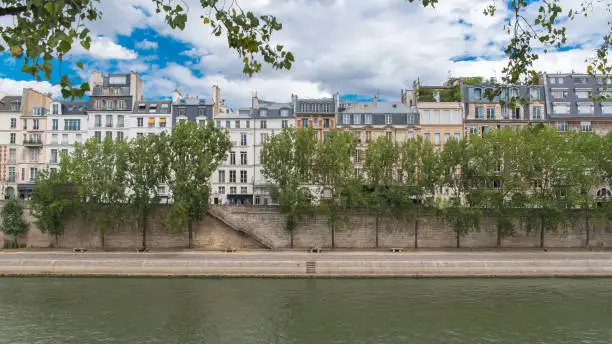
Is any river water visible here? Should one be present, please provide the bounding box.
[0,278,610,344]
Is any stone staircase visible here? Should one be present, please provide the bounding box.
[208,207,276,249]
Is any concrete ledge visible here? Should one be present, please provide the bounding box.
[1,251,612,277]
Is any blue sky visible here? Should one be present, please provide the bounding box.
[0,0,607,108]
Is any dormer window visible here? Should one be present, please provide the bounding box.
[510,88,519,98]
[150,104,158,109]
[180,99,186,104]
[260,109,268,117]
[138,103,146,109]
[10,102,19,112]
[52,103,59,115]
[280,109,289,117]
[529,88,540,100]
[474,88,482,99]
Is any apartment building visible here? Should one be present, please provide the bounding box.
[46,100,88,170]
[88,71,142,142]
[463,82,547,135]
[337,98,419,177]
[408,83,464,148]
[18,88,52,199]
[293,94,338,140]
[211,95,294,205]
[131,100,172,138]
[544,73,612,134]
[0,96,21,199]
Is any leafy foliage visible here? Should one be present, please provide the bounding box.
[0,197,28,246]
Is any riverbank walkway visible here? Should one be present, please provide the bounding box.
[1,250,612,277]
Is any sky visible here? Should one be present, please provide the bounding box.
[0,0,608,108]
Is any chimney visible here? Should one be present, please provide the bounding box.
[252,91,259,109]
[212,85,221,114]
[89,71,103,89]
[373,95,378,105]
[172,89,182,103]
[400,89,406,105]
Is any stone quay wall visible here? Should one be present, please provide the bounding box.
[1,203,611,249]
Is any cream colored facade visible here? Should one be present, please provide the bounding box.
[417,101,463,149]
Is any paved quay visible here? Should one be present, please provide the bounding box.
[1,251,612,277]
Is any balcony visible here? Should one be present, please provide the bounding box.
[23,140,42,147]
[7,159,16,164]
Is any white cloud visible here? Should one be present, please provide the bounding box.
[0,78,62,98]
[88,37,138,60]
[136,39,158,50]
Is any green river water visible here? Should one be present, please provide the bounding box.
[0,278,610,344]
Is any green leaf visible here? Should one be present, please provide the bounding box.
[76,61,84,70]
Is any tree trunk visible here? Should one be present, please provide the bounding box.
[141,213,147,249]
[539,217,545,249]
[101,232,105,250]
[331,223,335,249]
[188,221,193,249]
[414,218,419,249]
[585,209,590,248]
[55,234,59,249]
[290,229,294,249]
[496,225,502,249]
[456,231,460,249]
[375,215,379,249]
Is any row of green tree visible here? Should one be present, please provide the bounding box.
[26,122,231,249]
[261,125,612,248]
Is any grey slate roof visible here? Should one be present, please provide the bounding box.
[133,100,172,114]
[338,102,420,125]
[295,97,335,114]
[252,99,294,118]
[544,73,611,118]
[171,102,214,125]
[462,84,545,103]
[60,100,89,115]
[0,96,21,112]
[87,96,133,111]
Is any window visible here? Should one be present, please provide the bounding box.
[216,120,221,128]
[118,99,126,110]
[198,120,206,127]
[510,88,519,98]
[574,77,588,84]
[581,121,592,132]
[240,170,248,183]
[109,76,126,84]
[454,132,461,141]
[576,90,590,99]
[552,90,568,99]
[106,115,113,127]
[230,187,237,194]
[241,187,248,194]
[553,103,570,114]
[148,117,155,127]
[260,109,268,117]
[116,131,124,141]
[444,133,450,143]
[260,120,267,129]
[63,119,80,131]
[364,114,373,125]
[107,100,113,110]
[105,131,112,140]
[32,119,39,130]
[21,168,24,181]
[246,120,250,129]
[365,131,372,143]
[343,114,350,124]
[281,120,288,128]
[30,150,39,164]
[354,149,361,163]
[94,131,102,142]
[235,120,240,129]
[434,133,440,145]
[482,126,489,134]
[117,115,124,128]
[431,110,439,124]
[442,110,450,124]
[10,102,18,111]
[241,134,247,146]
[52,119,58,130]
[137,117,143,127]
[386,132,392,141]
[95,100,101,109]
[95,115,102,127]
[198,108,207,117]
[602,103,612,114]
[578,103,594,114]
[475,106,484,119]
[424,132,431,141]
[8,167,15,182]
[240,151,247,165]
[10,118,16,128]
[51,134,58,144]
[76,134,82,144]
[353,114,361,125]
[529,88,540,100]
[137,133,144,138]
[225,120,230,129]
[324,119,330,128]
[230,152,236,165]
[10,133,16,144]
[532,106,542,120]
[556,121,568,132]
[177,107,186,116]
[29,167,38,182]
[8,148,16,163]
[385,114,392,125]
[260,133,269,144]
[421,110,430,124]
[354,168,361,177]
[280,109,289,117]
[486,107,495,119]
[229,170,236,183]
[474,88,482,99]
[62,134,68,144]
[218,170,226,183]
[22,119,27,129]
[512,107,521,120]
[301,119,308,127]
[50,149,58,163]
[218,186,225,194]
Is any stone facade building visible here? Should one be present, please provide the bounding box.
[0,95,21,199]
[293,95,338,141]
[45,100,88,171]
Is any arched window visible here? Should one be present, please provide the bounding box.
[597,188,612,199]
